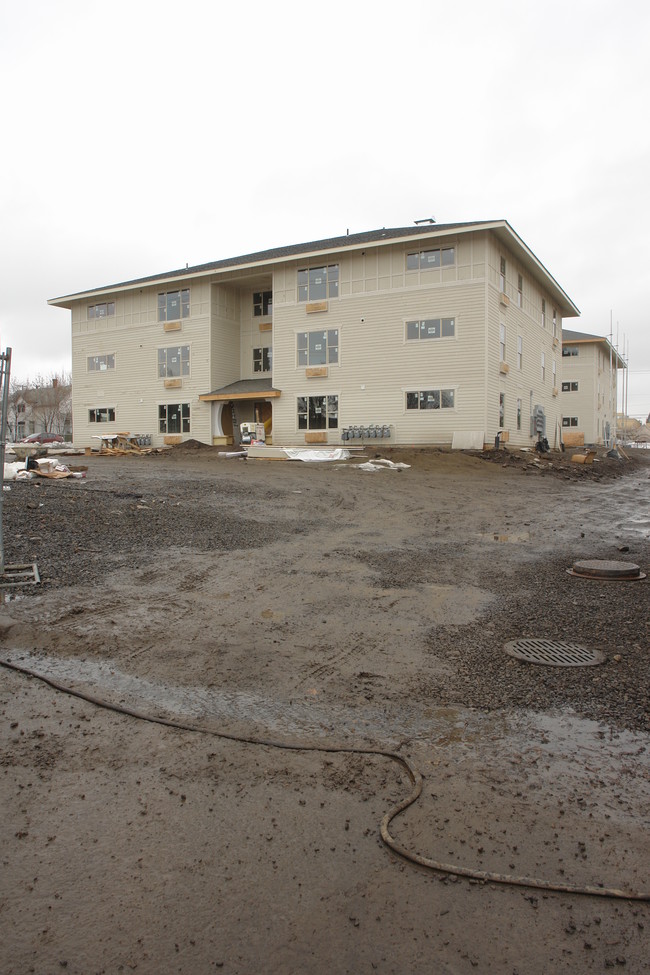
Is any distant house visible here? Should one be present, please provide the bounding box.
[561,329,625,446]
[10,381,72,441]
[49,221,579,449]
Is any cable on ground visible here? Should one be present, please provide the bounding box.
[1,656,648,902]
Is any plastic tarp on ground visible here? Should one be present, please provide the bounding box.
[282,448,351,463]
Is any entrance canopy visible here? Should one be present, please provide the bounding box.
[198,378,281,402]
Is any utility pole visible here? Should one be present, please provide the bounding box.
[0,347,13,574]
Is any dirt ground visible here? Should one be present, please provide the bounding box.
[0,444,649,975]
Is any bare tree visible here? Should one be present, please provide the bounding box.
[18,371,72,438]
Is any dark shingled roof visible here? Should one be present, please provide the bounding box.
[199,378,279,399]
[562,328,605,342]
[53,222,496,298]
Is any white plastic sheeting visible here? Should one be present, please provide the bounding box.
[282,448,351,463]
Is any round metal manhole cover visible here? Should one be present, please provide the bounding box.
[567,559,646,581]
[504,639,605,667]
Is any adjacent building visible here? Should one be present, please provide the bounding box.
[560,329,625,446]
[49,221,579,449]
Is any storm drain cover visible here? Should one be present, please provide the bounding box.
[504,639,605,667]
[567,559,646,581]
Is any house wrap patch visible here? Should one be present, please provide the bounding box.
[504,639,605,667]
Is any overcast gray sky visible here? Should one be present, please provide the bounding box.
[1,0,648,418]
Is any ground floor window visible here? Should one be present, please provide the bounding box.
[563,416,579,427]
[159,403,190,434]
[517,398,522,430]
[89,407,115,423]
[499,393,505,427]
[406,389,455,410]
[297,395,338,430]
[253,347,272,373]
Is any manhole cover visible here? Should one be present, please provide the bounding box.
[567,559,646,580]
[504,639,605,667]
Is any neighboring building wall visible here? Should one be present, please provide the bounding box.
[561,337,619,444]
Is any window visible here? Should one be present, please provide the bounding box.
[297,329,339,366]
[562,381,579,392]
[563,416,579,427]
[88,302,115,320]
[499,392,505,427]
[541,352,545,382]
[254,291,272,317]
[405,389,455,410]
[516,398,522,431]
[562,345,578,357]
[159,403,190,434]
[158,345,190,378]
[517,274,523,308]
[406,247,455,271]
[552,360,557,387]
[500,323,506,361]
[298,265,339,302]
[499,256,506,292]
[89,407,115,423]
[87,353,115,372]
[552,308,557,338]
[541,299,546,329]
[517,336,522,370]
[253,347,272,373]
[158,289,190,322]
[297,395,338,430]
[406,318,455,340]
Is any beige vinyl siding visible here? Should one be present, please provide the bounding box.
[561,342,618,444]
[71,281,212,447]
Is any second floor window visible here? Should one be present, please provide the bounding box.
[88,353,115,372]
[158,289,190,322]
[297,329,338,366]
[158,345,190,378]
[298,265,339,302]
[253,347,272,372]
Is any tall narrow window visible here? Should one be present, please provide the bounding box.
[552,308,557,338]
[541,352,546,382]
[500,323,506,362]
[499,257,506,292]
[517,274,523,308]
[516,398,522,431]
[517,335,522,370]
[541,299,546,329]
[552,359,557,388]
[499,392,505,427]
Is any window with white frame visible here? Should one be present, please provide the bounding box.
[253,347,272,373]
[405,389,455,411]
[159,403,190,434]
[517,335,522,369]
[158,289,190,322]
[253,290,272,317]
[297,329,338,366]
[552,308,557,338]
[158,345,190,378]
[562,416,579,427]
[298,266,339,302]
[297,395,338,430]
[406,247,455,271]
[406,318,455,340]
[541,299,546,329]
[88,302,115,320]
[500,323,506,361]
[541,352,546,382]
[552,359,557,387]
[517,274,523,308]
[516,398,522,430]
[89,407,115,423]
[87,353,115,372]
[562,345,578,357]
[499,392,505,427]
[562,381,579,392]
[499,256,506,292]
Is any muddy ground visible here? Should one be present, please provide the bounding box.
[0,444,649,975]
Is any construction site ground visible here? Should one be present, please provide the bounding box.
[1,444,649,975]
